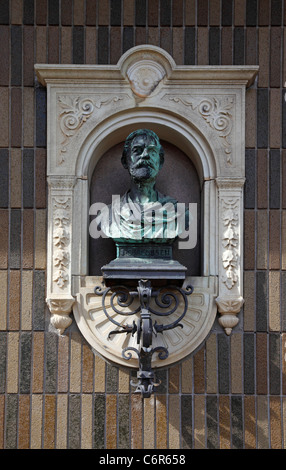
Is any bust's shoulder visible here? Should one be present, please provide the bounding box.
[157,192,178,206]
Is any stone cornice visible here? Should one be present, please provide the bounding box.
[35,63,259,87]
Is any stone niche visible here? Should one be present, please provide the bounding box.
[35,45,258,369]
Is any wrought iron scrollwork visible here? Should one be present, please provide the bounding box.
[95,280,193,398]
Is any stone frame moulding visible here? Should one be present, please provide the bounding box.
[35,45,258,369]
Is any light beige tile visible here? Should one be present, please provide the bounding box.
[118,368,129,393]
[70,331,82,393]
[94,354,106,392]
[21,270,33,330]
[143,396,155,449]
[194,395,205,449]
[231,334,243,393]
[0,271,7,330]
[282,211,286,270]
[206,333,217,393]
[7,332,19,393]
[106,395,117,449]
[269,271,280,331]
[81,394,93,449]
[35,209,47,269]
[56,394,68,449]
[168,395,180,449]
[31,395,43,449]
[257,396,269,449]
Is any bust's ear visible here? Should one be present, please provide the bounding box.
[121,155,128,169]
[159,149,165,169]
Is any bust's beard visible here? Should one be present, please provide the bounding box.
[129,165,154,182]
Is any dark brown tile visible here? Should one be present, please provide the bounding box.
[257,150,268,209]
[0,210,8,268]
[98,0,110,25]
[160,27,172,55]
[18,395,30,449]
[48,26,59,63]
[23,26,34,86]
[283,150,286,209]
[246,27,257,65]
[197,0,208,25]
[258,0,270,25]
[172,0,183,26]
[135,27,147,46]
[0,26,9,85]
[270,27,282,88]
[256,333,268,394]
[221,27,233,64]
[148,0,159,26]
[61,0,72,25]
[244,210,255,270]
[194,347,205,393]
[11,88,22,147]
[23,209,34,269]
[269,210,281,269]
[209,0,220,25]
[36,0,47,25]
[86,0,97,25]
[35,148,46,209]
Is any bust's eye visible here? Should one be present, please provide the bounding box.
[132,146,144,155]
[147,146,157,155]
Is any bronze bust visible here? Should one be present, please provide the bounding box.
[95,129,188,245]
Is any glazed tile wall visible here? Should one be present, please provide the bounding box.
[0,0,286,449]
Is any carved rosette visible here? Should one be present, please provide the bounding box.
[127,60,166,97]
[216,178,245,334]
[46,176,76,334]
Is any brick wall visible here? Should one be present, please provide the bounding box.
[0,0,286,449]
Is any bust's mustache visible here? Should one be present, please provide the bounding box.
[133,157,155,169]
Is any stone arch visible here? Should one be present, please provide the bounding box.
[75,107,217,185]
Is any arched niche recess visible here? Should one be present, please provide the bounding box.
[89,140,201,277]
[35,45,258,369]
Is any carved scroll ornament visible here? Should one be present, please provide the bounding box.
[168,95,234,163]
[57,94,127,165]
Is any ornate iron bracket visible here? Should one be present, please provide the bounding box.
[95,280,193,398]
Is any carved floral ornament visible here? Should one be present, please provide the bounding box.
[221,199,240,290]
[52,196,71,289]
[35,45,258,365]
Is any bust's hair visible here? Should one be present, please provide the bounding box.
[121,129,165,168]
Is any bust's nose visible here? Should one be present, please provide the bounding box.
[141,147,149,158]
